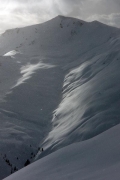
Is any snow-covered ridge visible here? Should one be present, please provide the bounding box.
[0,16,120,179]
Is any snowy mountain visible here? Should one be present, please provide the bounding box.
[0,15,120,179]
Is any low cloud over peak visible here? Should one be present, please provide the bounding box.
[0,0,120,33]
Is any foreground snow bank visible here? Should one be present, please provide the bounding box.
[4,124,120,180]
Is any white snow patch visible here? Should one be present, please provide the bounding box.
[3,50,20,58]
[13,62,55,88]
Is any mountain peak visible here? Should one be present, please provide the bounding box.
[56,15,84,22]
[57,15,66,19]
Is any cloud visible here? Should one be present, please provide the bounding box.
[87,13,120,28]
[0,0,120,33]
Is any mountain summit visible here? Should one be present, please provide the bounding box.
[0,16,120,179]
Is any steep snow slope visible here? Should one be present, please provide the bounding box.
[41,49,120,157]
[0,16,120,179]
[4,124,120,180]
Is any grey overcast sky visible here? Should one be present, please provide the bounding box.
[0,0,120,33]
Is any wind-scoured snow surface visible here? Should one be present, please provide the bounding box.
[0,15,120,179]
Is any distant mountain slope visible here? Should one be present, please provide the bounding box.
[0,16,120,179]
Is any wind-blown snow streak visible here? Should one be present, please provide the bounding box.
[13,62,55,88]
[3,50,20,58]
